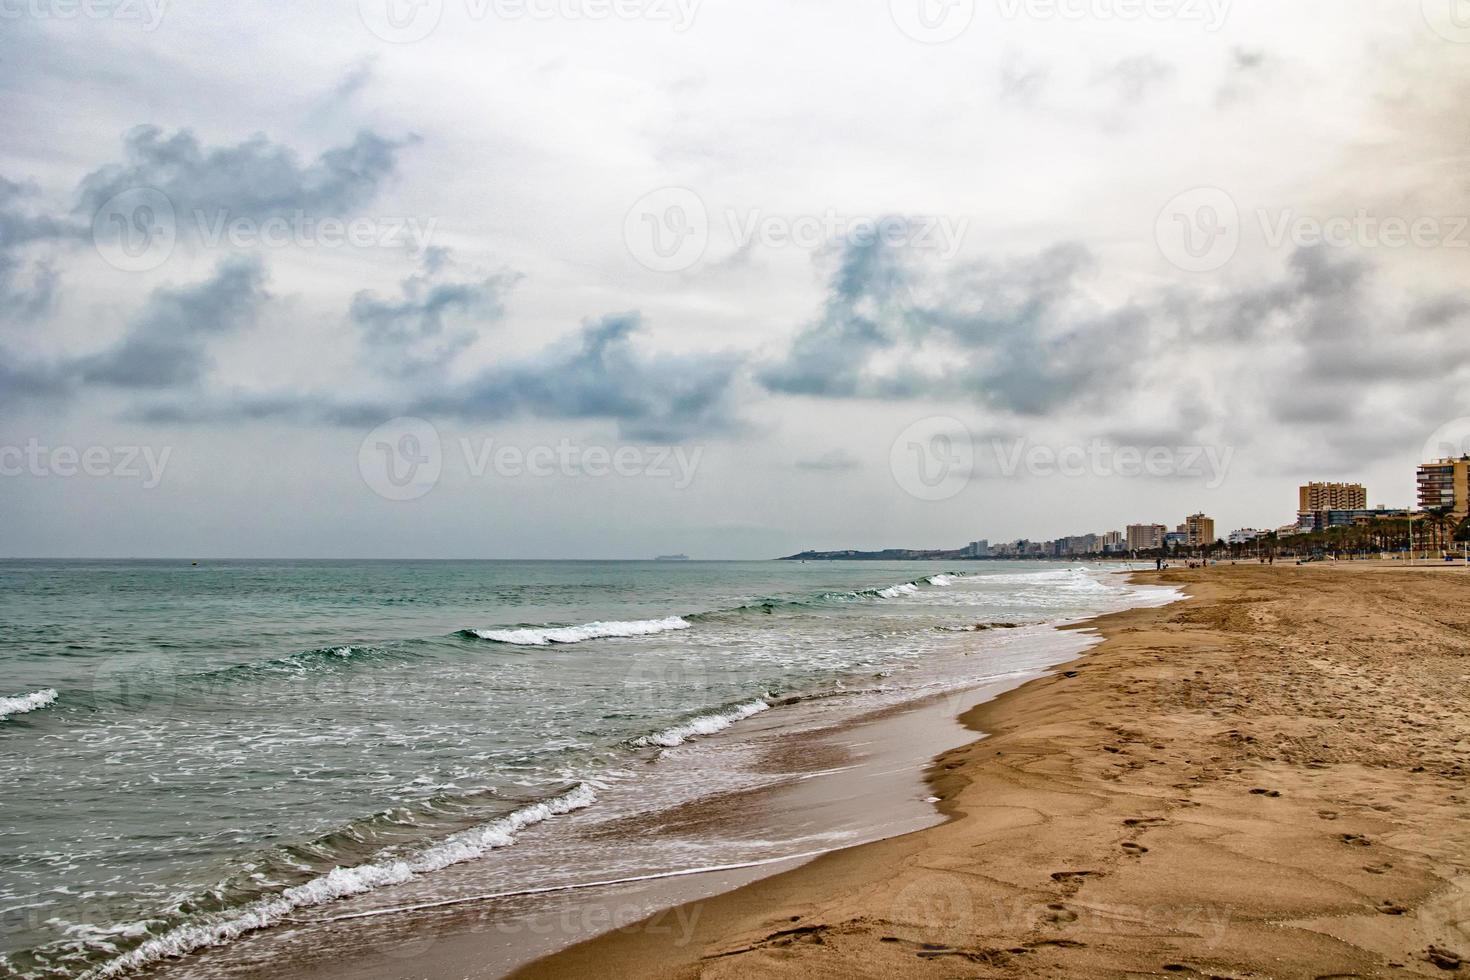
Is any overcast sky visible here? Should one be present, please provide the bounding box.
[2,0,1467,558]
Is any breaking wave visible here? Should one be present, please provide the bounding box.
[466,616,692,646]
[874,582,921,598]
[631,699,770,748]
[77,783,596,980]
[0,688,57,722]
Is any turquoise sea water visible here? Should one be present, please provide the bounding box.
[0,559,1167,978]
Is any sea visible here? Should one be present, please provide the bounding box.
[0,559,1177,979]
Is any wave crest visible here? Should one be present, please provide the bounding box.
[467,616,691,646]
[0,688,57,722]
[632,699,769,748]
[874,582,921,598]
[79,783,596,979]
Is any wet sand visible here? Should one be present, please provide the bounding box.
[513,565,1470,978]
[156,644,1101,980]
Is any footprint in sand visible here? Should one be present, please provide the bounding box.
[1049,870,1098,882]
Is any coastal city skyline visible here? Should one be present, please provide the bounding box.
[788,453,1470,561]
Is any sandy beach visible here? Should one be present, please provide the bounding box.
[513,564,1470,979]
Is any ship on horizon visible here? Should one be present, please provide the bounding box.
[654,553,690,561]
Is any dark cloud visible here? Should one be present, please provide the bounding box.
[1,256,268,408]
[760,236,1149,416]
[1168,246,1470,470]
[757,235,912,399]
[0,253,58,323]
[0,176,76,321]
[79,255,269,388]
[133,310,746,442]
[1192,247,1470,383]
[408,312,745,441]
[0,178,76,403]
[129,393,389,429]
[0,354,73,407]
[1,124,413,326]
[75,125,415,226]
[350,248,520,376]
[0,176,70,247]
[795,449,861,472]
[759,236,1470,475]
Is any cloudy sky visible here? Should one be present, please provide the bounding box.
[2,0,1468,558]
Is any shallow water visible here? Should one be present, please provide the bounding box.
[0,559,1169,978]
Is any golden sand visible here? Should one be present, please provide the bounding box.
[514,565,1470,978]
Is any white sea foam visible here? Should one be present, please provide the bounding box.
[471,616,690,645]
[926,574,957,586]
[0,689,57,722]
[81,783,596,979]
[875,583,920,598]
[633,699,769,748]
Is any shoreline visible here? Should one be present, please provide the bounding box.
[511,564,1469,978]
[143,569,1168,980]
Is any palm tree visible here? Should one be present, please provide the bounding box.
[1453,516,1470,561]
[1427,506,1457,558]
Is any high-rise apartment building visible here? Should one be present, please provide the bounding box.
[1417,458,1470,518]
[1126,523,1167,550]
[1299,482,1367,513]
[1185,513,1216,547]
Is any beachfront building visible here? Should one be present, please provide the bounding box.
[1299,482,1367,513]
[1299,507,1412,532]
[1126,523,1167,551]
[1228,528,1265,545]
[1185,513,1216,548]
[1164,530,1189,548]
[966,540,990,557]
[1098,530,1125,553]
[1298,482,1370,532]
[1059,534,1101,555]
[1417,457,1470,518]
